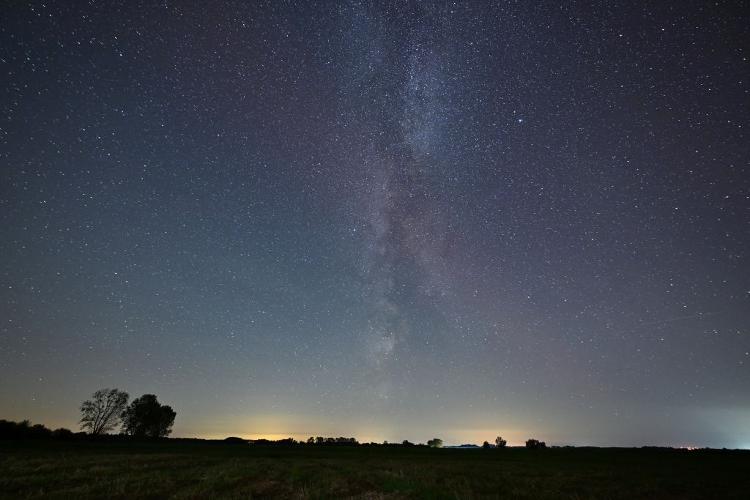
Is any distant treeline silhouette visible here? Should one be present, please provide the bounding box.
[0,419,179,442]
[0,421,717,452]
[0,419,80,440]
[1,387,558,449]
[0,421,538,450]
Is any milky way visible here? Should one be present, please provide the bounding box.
[1,1,748,446]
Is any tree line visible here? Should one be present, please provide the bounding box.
[1,387,550,449]
[0,417,547,449]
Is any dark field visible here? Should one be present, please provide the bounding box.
[1,441,748,499]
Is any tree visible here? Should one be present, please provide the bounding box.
[224,437,247,444]
[495,436,507,448]
[52,427,74,439]
[427,438,443,448]
[120,394,176,438]
[525,438,546,449]
[482,441,491,449]
[80,388,129,435]
[335,437,357,445]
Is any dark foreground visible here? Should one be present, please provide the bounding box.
[1,440,748,499]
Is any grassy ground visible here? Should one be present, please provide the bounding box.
[1,440,748,499]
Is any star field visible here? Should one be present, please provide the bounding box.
[1,1,748,447]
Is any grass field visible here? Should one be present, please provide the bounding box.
[1,440,748,499]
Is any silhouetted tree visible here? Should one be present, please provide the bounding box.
[402,439,414,446]
[80,388,129,435]
[224,437,247,444]
[120,394,176,438]
[495,436,507,448]
[525,438,546,449]
[482,441,491,449]
[307,436,315,444]
[52,428,74,439]
[0,419,22,439]
[427,438,443,448]
[30,423,52,438]
[0,419,32,439]
[334,437,357,445]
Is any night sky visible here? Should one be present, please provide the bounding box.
[1,1,748,447]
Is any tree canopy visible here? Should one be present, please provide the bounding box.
[79,388,129,435]
[427,438,443,448]
[525,438,546,449]
[120,394,176,438]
